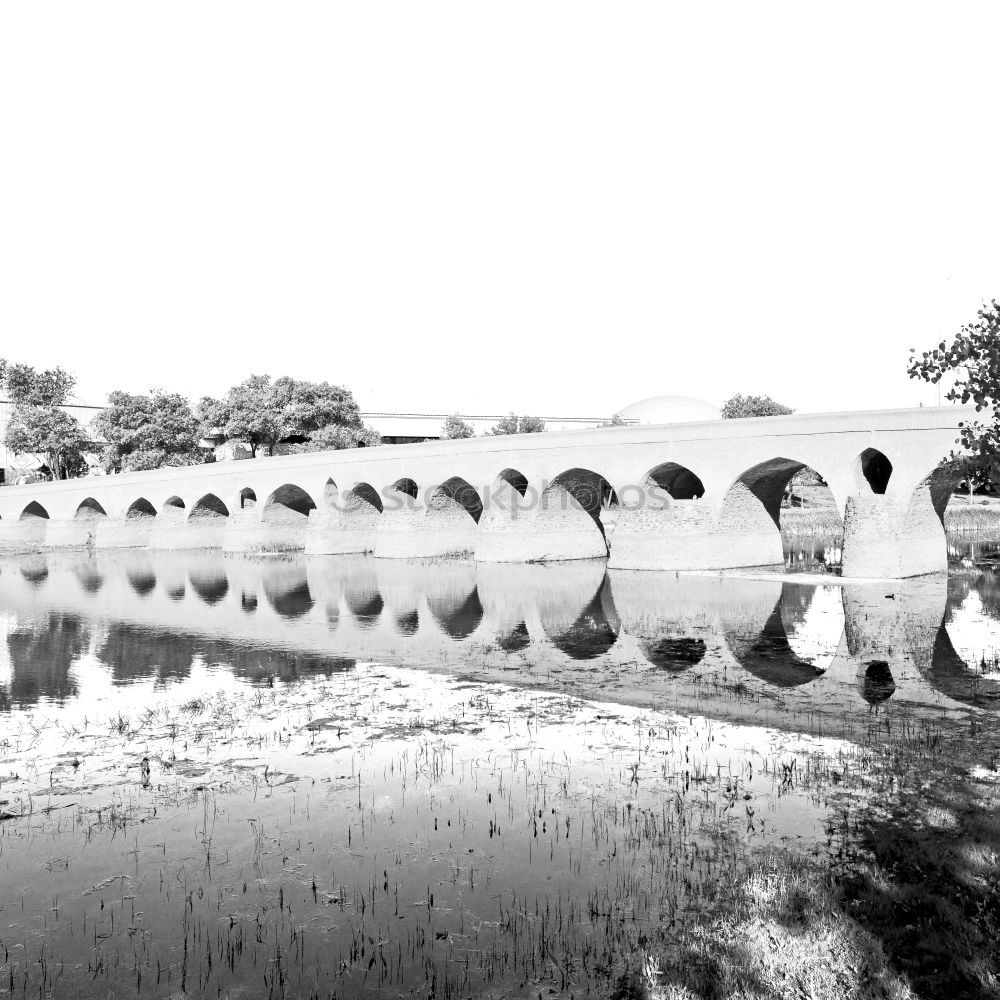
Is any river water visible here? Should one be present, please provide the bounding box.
[0,546,998,997]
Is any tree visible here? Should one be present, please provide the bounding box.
[0,361,87,480]
[291,423,381,453]
[601,412,627,427]
[5,406,88,480]
[721,393,794,419]
[442,414,474,439]
[489,413,546,435]
[908,300,1000,484]
[91,390,206,472]
[198,375,369,457]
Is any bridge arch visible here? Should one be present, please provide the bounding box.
[75,498,107,519]
[496,468,529,497]
[322,478,338,508]
[264,484,317,521]
[127,498,157,519]
[643,462,706,502]
[21,502,49,520]
[239,488,257,509]
[190,494,229,519]
[426,476,483,524]
[164,496,185,511]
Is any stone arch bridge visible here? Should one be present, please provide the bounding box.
[0,406,977,578]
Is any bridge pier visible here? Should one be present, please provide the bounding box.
[45,516,100,549]
[95,514,156,549]
[223,508,308,554]
[149,506,225,550]
[841,468,955,578]
[304,509,378,555]
[474,478,609,563]
[0,515,48,552]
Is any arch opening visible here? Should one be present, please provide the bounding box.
[545,468,618,537]
[427,477,483,523]
[189,494,230,520]
[263,484,317,522]
[644,462,706,502]
[497,468,529,498]
[858,448,892,495]
[21,502,49,520]
[390,478,419,499]
[323,478,338,508]
[239,488,257,509]
[127,498,157,519]
[343,482,383,515]
[74,498,107,519]
[164,496,185,510]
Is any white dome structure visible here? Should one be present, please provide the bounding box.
[617,394,721,425]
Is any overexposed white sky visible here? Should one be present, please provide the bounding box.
[2,3,998,416]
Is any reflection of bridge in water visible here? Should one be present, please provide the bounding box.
[1,553,998,716]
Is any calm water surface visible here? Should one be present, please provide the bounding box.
[0,549,998,998]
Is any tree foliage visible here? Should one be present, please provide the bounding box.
[908,300,1000,484]
[290,423,381,453]
[601,412,627,427]
[489,413,546,435]
[0,360,86,479]
[5,406,87,480]
[720,393,794,419]
[198,375,368,457]
[91,390,206,472]
[442,414,475,439]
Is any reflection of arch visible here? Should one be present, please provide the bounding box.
[427,477,483,523]
[928,625,1000,707]
[239,488,257,509]
[20,558,48,586]
[21,502,49,520]
[127,498,157,519]
[264,484,317,521]
[395,610,419,636]
[497,621,531,653]
[428,586,484,640]
[190,494,229,519]
[543,577,619,660]
[189,569,229,605]
[858,449,892,495]
[75,498,107,519]
[264,567,315,618]
[75,566,104,594]
[640,637,707,671]
[127,567,157,597]
[643,462,705,501]
[861,660,895,705]
[346,590,384,630]
[723,598,826,687]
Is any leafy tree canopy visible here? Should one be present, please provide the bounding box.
[5,406,87,480]
[720,393,794,419]
[908,300,1000,484]
[489,413,546,435]
[1,360,86,479]
[442,414,475,439]
[0,361,76,406]
[91,390,205,472]
[290,423,381,453]
[601,412,627,427]
[198,375,367,457]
